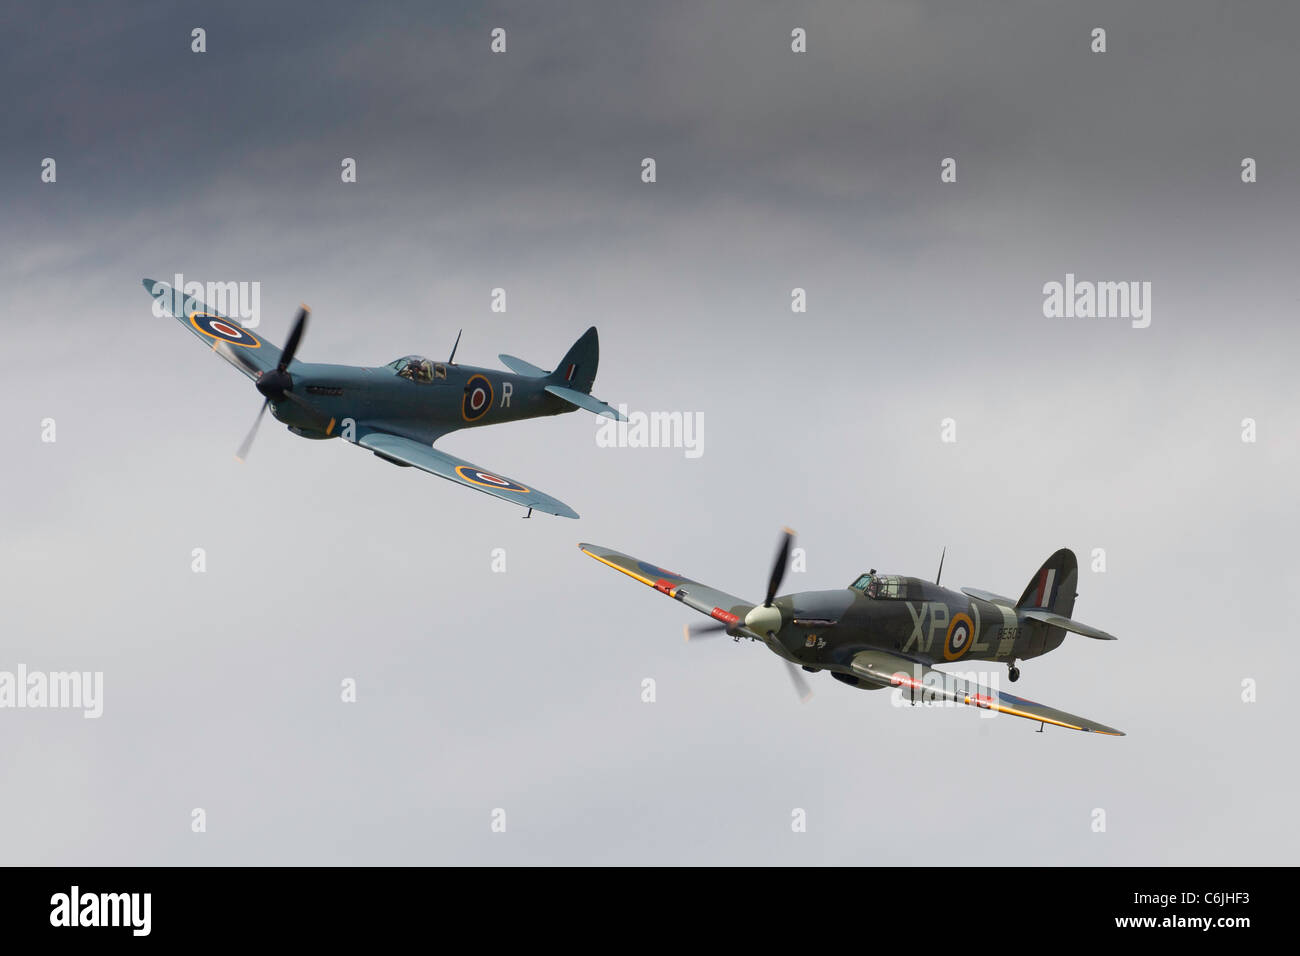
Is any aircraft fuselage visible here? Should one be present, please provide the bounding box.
[269,360,573,444]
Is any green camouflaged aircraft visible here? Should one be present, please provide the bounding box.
[145,279,624,518]
[581,531,1125,735]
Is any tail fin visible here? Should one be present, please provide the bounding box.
[1016,548,1078,617]
[550,327,599,394]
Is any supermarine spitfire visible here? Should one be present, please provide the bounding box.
[145,279,624,518]
[580,532,1125,735]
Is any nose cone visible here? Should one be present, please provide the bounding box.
[744,604,783,636]
[256,369,292,399]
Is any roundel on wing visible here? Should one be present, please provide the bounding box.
[943,613,976,661]
[454,465,529,494]
[189,312,262,348]
[462,374,494,422]
[636,560,681,580]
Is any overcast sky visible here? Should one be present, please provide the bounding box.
[2,1,1296,864]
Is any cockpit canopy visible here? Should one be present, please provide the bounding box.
[850,572,915,600]
[386,355,447,384]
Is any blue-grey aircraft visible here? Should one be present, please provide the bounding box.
[581,531,1125,735]
[145,279,623,518]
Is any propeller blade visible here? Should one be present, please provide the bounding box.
[784,661,813,703]
[764,527,795,607]
[278,306,310,371]
[235,398,270,462]
[683,621,737,641]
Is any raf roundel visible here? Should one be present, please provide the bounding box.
[454,465,528,494]
[944,613,976,661]
[637,560,681,581]
[461,374,494,422]
[188,312,262,349]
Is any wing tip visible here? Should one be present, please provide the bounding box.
[529,501,579,519]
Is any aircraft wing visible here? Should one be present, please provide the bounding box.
[143,278,282,381]
[355,431,579,518]
[578,543,758,630]
[849,649,1125,736]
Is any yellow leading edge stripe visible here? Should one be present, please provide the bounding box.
[580,547,676,596]
[977,698,1122,735]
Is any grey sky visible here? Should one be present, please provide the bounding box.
[1,1,1295,864]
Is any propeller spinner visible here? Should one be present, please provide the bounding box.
[236,306,316,462]
[682,528,811,702]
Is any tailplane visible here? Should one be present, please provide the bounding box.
[498,326,599,392]
[498,328,623,420]
[1015,548,1117,641]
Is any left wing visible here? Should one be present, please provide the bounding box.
[356,431,578,518]
[143,278,282,381]
[850,649,1125,735]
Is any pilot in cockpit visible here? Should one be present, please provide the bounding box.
[853,570,880,598]
[397,358,434,383]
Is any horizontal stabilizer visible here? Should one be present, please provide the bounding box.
[1021,609,1117,641]
[961,587,1018,607]
[545,385,626,421]
[499,354,548,377]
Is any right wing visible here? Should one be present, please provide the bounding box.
[578,543,757,630]
[356,431,579,518]
[850,649,1125,736]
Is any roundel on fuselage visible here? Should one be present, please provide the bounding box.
[462,374,494,422]
[943,613,975,661]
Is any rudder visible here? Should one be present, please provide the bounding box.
[1016,548,1078,618]
[550,327,599,394]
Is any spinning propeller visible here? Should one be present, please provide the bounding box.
[235,306,329,462]
[682,528,811,703]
